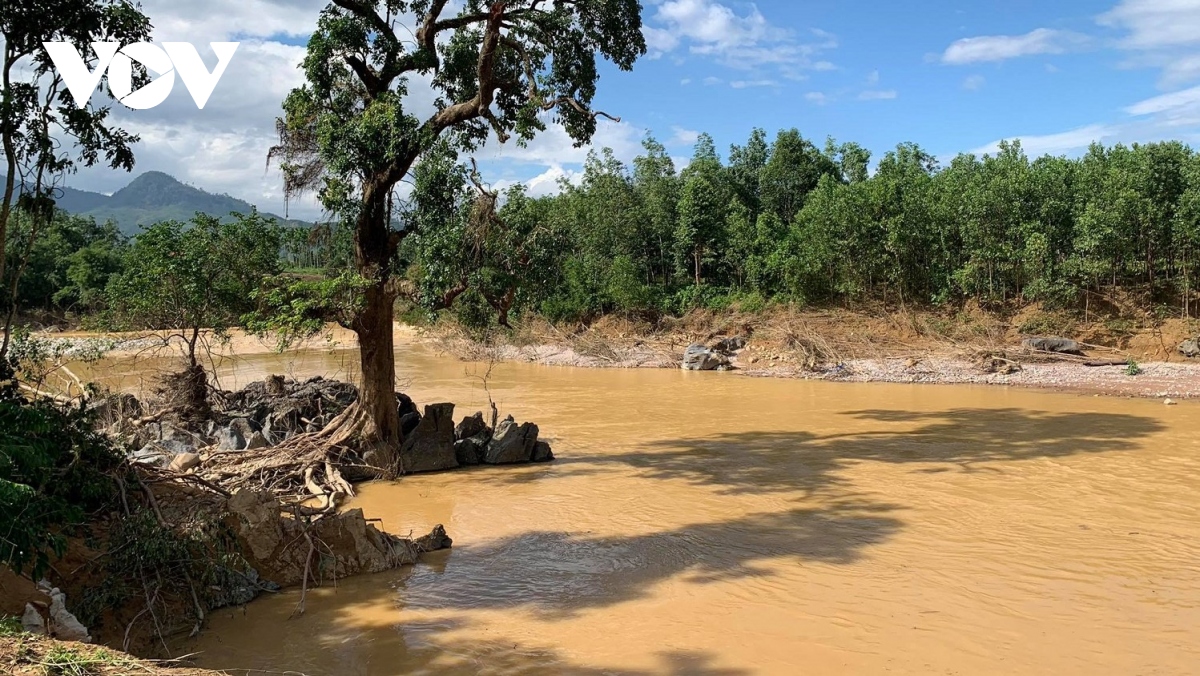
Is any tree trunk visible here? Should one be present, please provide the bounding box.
[350,179,402,474]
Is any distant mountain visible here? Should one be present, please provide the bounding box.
[5,171,309,234]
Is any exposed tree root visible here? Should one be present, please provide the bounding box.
[196,403,388,510]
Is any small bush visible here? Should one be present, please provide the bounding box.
[1,361,123,579]
[1125,359,1142,376]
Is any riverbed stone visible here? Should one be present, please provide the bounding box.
[454,436,485,466]
[399,403,459,473]
[168,452,201,473]
[1180,337,1200,358]
[711,336,748,354]
[1022,336,1084,354]
[455,411,488,441]
[397,392,418,418]
[214,425,245,451]
[245,431,270,450]
[682,344,731,371]
[400,411,422,437]
[531,440,555,463]
[485,417,539,464]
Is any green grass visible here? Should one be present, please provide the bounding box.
[42,644,136,676]
[0,614,24,637]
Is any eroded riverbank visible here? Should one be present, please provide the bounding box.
[171,336,1200,675]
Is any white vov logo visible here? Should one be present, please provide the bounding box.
[42,42,239,110]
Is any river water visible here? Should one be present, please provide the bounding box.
[123,335,1200,675]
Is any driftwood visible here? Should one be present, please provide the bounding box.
[1083,359,1132,367]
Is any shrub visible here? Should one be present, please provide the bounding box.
[0,361,123,579]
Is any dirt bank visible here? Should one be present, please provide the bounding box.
[422,307,1200,400]
[0,634,224,675]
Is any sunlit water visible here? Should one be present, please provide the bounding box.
[89,334,1200,675]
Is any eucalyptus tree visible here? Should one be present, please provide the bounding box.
[269,0,645,468]
[0,0,150,358]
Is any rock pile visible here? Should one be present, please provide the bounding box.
[107,375,554,475]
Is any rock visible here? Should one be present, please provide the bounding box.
[37,584,90,643]
[214,425,245,451]
[87,393,142,426]
[485,416,539,464]
[399,403,459,473]
[400,411,422,437]
[207,565,279,610]
[129,444,170,467]
[1180,338,1200,358]
[263,403,303,443]
[455,411,488,441]
[454,436,485,466]
[21,603,45,635]
[682,344,732,371]
[224,489,450,587]
[1022,336,1084,354]
[245,431,270,450]
[168,452,201,473]
[711,336,748,354]
[531,440,555,463]
[397,392,418,418]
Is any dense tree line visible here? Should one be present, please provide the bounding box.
[408,131,1200,324]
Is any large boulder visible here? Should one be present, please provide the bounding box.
[1022,336,1084,355]
[1181,337,1200,358]
[455,411,488,441]
[399,403,459,473]
[682,343,732,371]
[485,416,539,464]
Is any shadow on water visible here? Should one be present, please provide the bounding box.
[529,407,1169,498]
[203,604,750,675]
[396,407,1164,619]
[394,502,903,618]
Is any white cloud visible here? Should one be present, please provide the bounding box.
[963,74,986,90]
[1125,84,1200,116]
[645,0,837,78]
[866,70,880,85]
[670,126,700,145]
[858,89,897,101]
[58,1,644,219]
[971,123,1118,157]
[942,28,1087,65]
[1099,0,1200,50]
[805,91,830,105]
[730,79,777,89]
[1099,0,1200,88]
[703,76,723,86]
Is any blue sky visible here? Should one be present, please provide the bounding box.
[66,0,1200,218]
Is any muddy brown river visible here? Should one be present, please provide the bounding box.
[93,333,1200,674]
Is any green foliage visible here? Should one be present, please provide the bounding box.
[0,361,122,580]
[2,212,126,314]
[97,212,283,364]
[1125,359,1142,376]
[402,132,1200,324]
[0,615,22,637]
[245,270,371,350]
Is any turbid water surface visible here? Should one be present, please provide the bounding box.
[89,334,1199,675]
